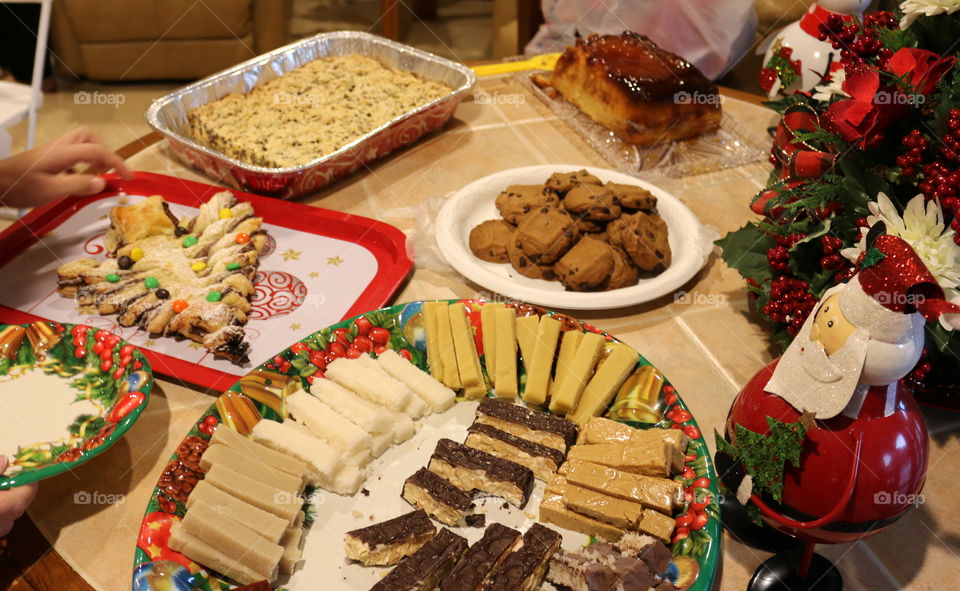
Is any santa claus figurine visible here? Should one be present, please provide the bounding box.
[724,224,960,547]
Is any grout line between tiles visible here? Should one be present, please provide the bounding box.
[856,542,906,589]
[489,102,551,165]
[673,314,741,393]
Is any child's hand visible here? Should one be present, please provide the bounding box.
[0,127,133,208]
[0,456,38,538]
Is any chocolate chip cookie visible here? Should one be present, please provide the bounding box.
[619,211,671,272]
[516,207,580,264]
[563,185,621,221]
[507,237,557,280]
[555,237,615,291]
[604,182,657,210]
[602,246,639,290]
[495,185,559,224]
[469,219,515,263]
[545,169,602,194]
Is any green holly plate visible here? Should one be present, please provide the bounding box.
[133,300,720,591]
[0,321,152,489]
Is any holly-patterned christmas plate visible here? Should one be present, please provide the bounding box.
[0,321,152,489]
[132,300,720,591]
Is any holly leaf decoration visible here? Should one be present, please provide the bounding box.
[860,248,886,269]
[731,417,808,503]
[715,223,776,282]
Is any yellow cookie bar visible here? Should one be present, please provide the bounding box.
[515,315,540,374]
[187,481,289,542]
[168,524,268,585]
[449,302,486,396]
[522,316,561,406]
[568,345,639,424]
[637,509,675,542]
[549,332,605,414]
[481,302,505,386]
[549,330,582,402]
[494,307,519,398]
[422,302,445,380]
[181,499,284,579]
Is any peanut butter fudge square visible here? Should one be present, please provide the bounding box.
[562,185,621,221]
[545,169,602,194]
[469,220,515,263]
[428,438,534,508]
[516,207,580,264]
[507,238,557,281]
[440,523,522,591]
[555,237,616,292]
[619,211,672,272]
[603,182,658,210]
[402,467,475,527]
[372,528,468,591]
[483,524,562,591]
[495,185,559,224]
[345,509,437,566]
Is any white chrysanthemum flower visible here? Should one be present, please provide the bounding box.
[841,192,960,328]
[900,0,960,29]
[812,69,848,103]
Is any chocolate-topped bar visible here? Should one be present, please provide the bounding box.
[403,468,474,526]
[344,509,437,566]
[465,423,566,481]
[440,523,521,591]
[475,398,578,452]
[483,523,562,591]
[546,540,664,591]
[428,438,534,508]
[372,528,468,591]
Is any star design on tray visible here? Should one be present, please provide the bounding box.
[188,342,203,350]
[327,256,344,266]
[290,323,301,331]
[281,249,301,262]
[309,271,319,278]
[144,340,156,347]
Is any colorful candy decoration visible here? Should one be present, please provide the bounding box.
[181,236,198,248]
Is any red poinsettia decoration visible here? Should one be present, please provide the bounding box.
[886,48,955,94]
[822,49,955,148]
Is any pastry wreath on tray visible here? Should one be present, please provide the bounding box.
[56,191,267,362]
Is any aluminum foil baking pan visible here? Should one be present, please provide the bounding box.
[146,31,476,199]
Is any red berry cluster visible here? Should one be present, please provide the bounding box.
[764,277,818,335]
[897,130,928,177]
[899,111,960,244]
[818,11,897,67]
[766,233,806,273]
[903,347,934,388]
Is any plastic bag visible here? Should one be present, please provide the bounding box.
[525,0,758,80]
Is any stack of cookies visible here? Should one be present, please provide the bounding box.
[468,170,671,292]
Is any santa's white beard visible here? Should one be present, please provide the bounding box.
[766,321,870,419]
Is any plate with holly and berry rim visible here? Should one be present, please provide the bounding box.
[132,300,720,591]
[0,321,152,489]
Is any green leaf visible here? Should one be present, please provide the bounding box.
[726,417,808,503]
[861,248,886,269]
[716,224,776,283]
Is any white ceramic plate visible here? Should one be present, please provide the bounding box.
[435,165,714,310]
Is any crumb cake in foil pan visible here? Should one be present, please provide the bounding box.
[147,31,476,199]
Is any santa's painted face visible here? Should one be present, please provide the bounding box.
[810,293,856,355]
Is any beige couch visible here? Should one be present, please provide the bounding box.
[51,0,292,80]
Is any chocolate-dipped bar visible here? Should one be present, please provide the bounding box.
[474,398,579,452]
[371,528,468,591]
[465,423,566,481]
[402,468,475,526]
[345,509,437,566]
[483,523,562,591]
[428,438,534,508]
[616,532,675,575]
[440,523,521,591]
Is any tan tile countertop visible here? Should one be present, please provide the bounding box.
[13,74,960,591]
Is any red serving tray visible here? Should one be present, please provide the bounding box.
[0,172,412,391]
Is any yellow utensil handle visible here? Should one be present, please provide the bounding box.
[472,61,538,77]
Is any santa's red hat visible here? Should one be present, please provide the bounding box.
[841,230,960,342]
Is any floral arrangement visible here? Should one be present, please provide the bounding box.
[718,2,960,396]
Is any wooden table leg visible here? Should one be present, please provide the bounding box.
[381,0,400,41]
[1,516,94,591]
